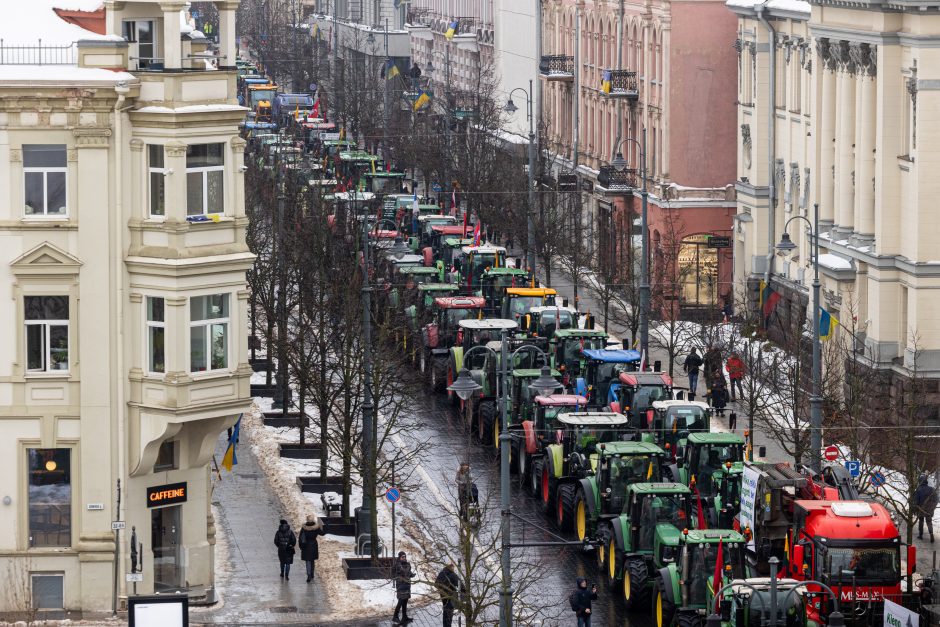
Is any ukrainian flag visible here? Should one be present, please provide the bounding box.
[221,415,242,472]
[601,69,612,94]
[312,24,320,40]
[445,19,458,40]
[819,308,838,341]
[413,90,431,111]
[385,59,400,80]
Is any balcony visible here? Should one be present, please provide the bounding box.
[597,166,638,192]
[539,55,574,81]
[601,69,639,100]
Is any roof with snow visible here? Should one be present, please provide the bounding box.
[3,1,117,46]
[725,0,810,16]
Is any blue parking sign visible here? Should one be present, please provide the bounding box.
[845,460,861,478]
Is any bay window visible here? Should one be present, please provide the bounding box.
[186,143,224,216]
[147,296,165,373]
[190,294,229,372]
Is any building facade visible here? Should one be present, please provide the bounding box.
[0,0,251,615]
[730,0,940,393]
[541,0,738,315]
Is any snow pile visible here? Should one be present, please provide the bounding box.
[818,253,852,270]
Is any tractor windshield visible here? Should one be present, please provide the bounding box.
[445,309,477,326]
[507,296,544,319]
[633,385,670,411]
[694,444,744,497]
[537,310,576,336]
[686,542,746,605]
[609,455,662,488]
[469,253,501,282]
[820,546,900,584]
[637,494,690,550]
[561,336,606,364]
[664,407,708,433]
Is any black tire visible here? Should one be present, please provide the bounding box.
[517,449,529,484]
[528,455,541,496]
[479,400,496,443]
[419,350,428,376]
[624,556,651,611]
[654,577,677,627]
[573,487,590,542]
[431,358,447,392]
[556,483,576,532]
[595,524,612,577]
[677,610,702,627]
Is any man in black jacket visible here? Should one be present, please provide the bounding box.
[915,475,938,543]
[684,348,703,396]
[570,577,598,626]
[435,563,462,627]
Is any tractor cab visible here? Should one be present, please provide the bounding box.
[501,287,557,323]
[525,305,578,340]
[421,296,487,392]
[415,283,460,317]
[480,267,531,314]
[389,266,443,310]
[452,319,520,372]
[608,371,674,428]
[722,579,809,627]
[428,225,469,257]
[440,237,473,271]
[414,215,458,249]
[575,348,642,408]
[648,400,712,452]
[516,393,587,493]
[550,329,608,381]
[459,244,508,294]
[671,433,745,494]
[508,367,563,426]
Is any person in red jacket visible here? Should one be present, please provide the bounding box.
[726,353,745,401]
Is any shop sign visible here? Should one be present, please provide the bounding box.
[707,235,732,248]
[147,482,187,508]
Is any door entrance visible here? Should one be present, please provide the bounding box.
[151,504,182,591]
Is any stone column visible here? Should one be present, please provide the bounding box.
[216,1,239,69]
[835,40,856,234]
[160,2,185,70]
[856,44,877,238]
[817,38,837,225]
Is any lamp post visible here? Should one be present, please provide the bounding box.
[449,340,552,627]
[775,202,822,472]
[505,82,537,277]
[610,128,649,360]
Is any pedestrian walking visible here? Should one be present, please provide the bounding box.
[683,348,703,396]
[726,353,745,401]
[435,563,462,627]
[915,475,938,543]
[709,380,729,416]
[703,345,723,388]
[273,518,296,580]
[393,551,415,624]
[728,411,738,432]
[298,514,326,582]
[568,577,598,627]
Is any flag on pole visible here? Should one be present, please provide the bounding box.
[312,99,320,118]
[412,191,419,234]
[413,90,431,111]
[711,538,724,594]
[601,69,612,94]
[445,18,458,40]
[759,280,781,317]
[384,59,400,80]
[221,416,242,472]
[472,221,482,246]
[694,480,707,529]
[819,308,838,341]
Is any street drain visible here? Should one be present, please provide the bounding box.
[268,606,298,613]
[238,473,261,479]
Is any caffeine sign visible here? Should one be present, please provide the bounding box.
[147,482,187,508]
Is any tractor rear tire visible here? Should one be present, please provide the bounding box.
[654,578,676,627]
[595,524,612,580]
[419,350,428,377]
[538,461,555,516]
[677,610,702,627]
[528,456,541,496]
[430,358,447,392]
[573,487,590,542]
[517,449,529,484]
[479,401,496,444]
[556,483,576,532]
[624,556,650,611]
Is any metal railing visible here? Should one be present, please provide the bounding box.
[539,55,574,76]
[0,39,77,65]
[607,69,639,96]
[597,166,638,191]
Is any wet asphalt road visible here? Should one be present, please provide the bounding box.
[395,374,653,627]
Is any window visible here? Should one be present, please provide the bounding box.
[23,145,67,216]
[31,573,64,610]
[154,440,177,472]
[25,296,69,373]
[147,296,165,373]
[186,144,224,216]
[148,145,166,217]
[123,20,157,69]
[27,448,71,547]
[190,294,229,372]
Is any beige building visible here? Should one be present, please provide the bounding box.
[730,0,940,393]
[0,0,251,615]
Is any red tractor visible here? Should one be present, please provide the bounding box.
[419,296,485,391]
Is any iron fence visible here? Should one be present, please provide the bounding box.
[539,55,574,76]
[0,39,77,65]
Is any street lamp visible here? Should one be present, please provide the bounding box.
[448,368,482,401]
[529,365,561,397]
[388,236,410,260]
[504,81,537,278]
[610,129,649,362]
[775,202,823,472]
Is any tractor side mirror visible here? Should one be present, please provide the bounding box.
[792,544,804,571]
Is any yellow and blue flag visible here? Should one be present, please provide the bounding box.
[413,90,431,111]
[601,69,612,94]
[445,19,458,40]
[819,308,838,341]
[221,415,242,472]
[311,24,320,40]
[384,59,400,80]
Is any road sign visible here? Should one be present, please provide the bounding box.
[824,445,839,462]
[431,182,443,192]
[844,460,861,478]
[872,471,887,487]
[112,521,126,530]
[126,573,144,583]
[707,235,732,249]
[385,487,401,503]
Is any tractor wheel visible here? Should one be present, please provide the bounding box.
[594,524,611,576]
[517,450,529,485]
[529,456,541,496]
[677,610,703,627]
[492,417,501,456]
[446,364,456,403]
[431,359,447,392]
[556,483,576,532]
[538,461,555,516]
[419,350,428,377]
[624,557,650,611]
[479,401,496,443]
[573,487,589,542]
[605,532,622,590]
[654,578,676,627]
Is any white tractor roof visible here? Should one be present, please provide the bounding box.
[458,319,518,330]
[557,412,628,426]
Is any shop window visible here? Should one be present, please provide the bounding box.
[27,448,71,547]
[677,235,719,308]
[147,296,165,373]
[190,294,229,372]
[25,295,69,373]
[23,145,67,217]
[148,145,166,217]
[186,144,224,216]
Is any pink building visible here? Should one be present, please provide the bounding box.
[542,0,738,316]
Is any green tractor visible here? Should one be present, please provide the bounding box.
[549,328,608,384]
[516,393,587,494]
[480,267,531,314]
[665,432,745,529]
[647,400,712,454]
[571,441,668,541]
[653,529,748,627]
[388,265,445,309]
[598,482,693,609]
[532,412,634,530]
[491,366,564,456]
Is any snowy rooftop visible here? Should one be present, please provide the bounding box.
[725,0,811,15]
[0,64,135,85]
[2,1,114,47]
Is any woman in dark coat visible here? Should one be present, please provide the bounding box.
[393,551,415,624]
[274,518,296,580]
[298,514,326,582]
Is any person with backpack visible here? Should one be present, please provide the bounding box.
[569,577,598,626]
[435,563,462,627]
[273,518,296,580]
[298,514,326,582]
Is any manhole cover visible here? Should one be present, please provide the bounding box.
[269,606,298,613]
